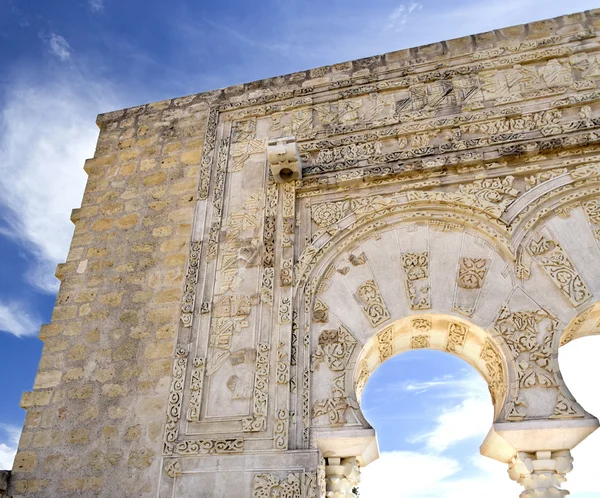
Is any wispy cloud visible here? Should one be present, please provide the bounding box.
[47,33,72,61]
[385,2,422,32]
[0,68,119,292]
[0,424,20,470]
[89,0,104,13]
[0,301,41,337]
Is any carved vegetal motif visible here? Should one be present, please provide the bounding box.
[551,393,585,419]
[273,409,290,450]
[164,459,183,478]
[446,322,468,353]
[310,196,392,228]
[312,396,358,427]
[186,357,205,422]
[401,252,431,310]
[163,346,188,451]
[457,257,489,289]
[198,109,218,200]
[453,257,490,316]
[313,299,328,323]
[277,342,290,385]
[583,200,600,245]
[243,343,270,432]
[356,280,390,327]
[377,326,394,363]
[494,306,558,391]
[528,236,591,306]
[180,240,202,327]
[252,472,320,498]
[479,341,506,406]
[279,297,292,324]
[407,176,519,217]
[583,199,600,224]
[524,168,568,190]
[281,258,293,286]
[282,181,296,219]
[261,268,275,306]
[173,438,244,455]
[312,326,358,372]
[411,335,430,349]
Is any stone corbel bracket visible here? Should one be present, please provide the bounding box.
[267,136,302,183]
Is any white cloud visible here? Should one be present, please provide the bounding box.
[360,450,519,497]
[0,301,40,337]
[359,337,600,497]
[0,424,20,470]
[89,0,104,13]
[47,33,72,62]
[385,2,422,32]
[0,69,119,292]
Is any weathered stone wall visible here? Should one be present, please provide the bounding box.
[8,8,600,498]
[10,99,209,495]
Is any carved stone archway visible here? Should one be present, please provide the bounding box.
[9,9,600,498]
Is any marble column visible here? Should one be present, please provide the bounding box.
[324,457,360,498]
[508,450,574,498]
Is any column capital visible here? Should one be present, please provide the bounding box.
[325,457,360,498]
[508,450,573,498]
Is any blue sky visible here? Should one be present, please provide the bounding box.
[1,0,600,495]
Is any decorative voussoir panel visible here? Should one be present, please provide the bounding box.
[527,235,591,307]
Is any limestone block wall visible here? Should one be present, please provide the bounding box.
[10,100,209,496]
[7,8,600,498]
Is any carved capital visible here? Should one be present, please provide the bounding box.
[325,457,360,498]
[508,450,573,498]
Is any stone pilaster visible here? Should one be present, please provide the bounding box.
[508,450,573,498]
[324,457,360,498]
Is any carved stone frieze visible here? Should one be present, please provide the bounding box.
[172,438,244,456]
[186,357,205,422]
[243,343,270,432]
[180,241,202,327]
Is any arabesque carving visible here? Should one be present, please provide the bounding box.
[356,280,390,327]
[528,235,591,306]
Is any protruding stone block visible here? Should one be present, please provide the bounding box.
[267,136,302,183]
